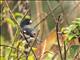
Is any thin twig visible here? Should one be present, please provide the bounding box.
[5,0,29,31]
[0,44,23,54]
[74,49,80,60]
[4,0,37,60]
[32,1,61,24]
[47,2,67,60]
[40,39,46,60]
[33,4,60,29]
[12,1,21,12]
[17,50,25,60]
[5,0,20,27]
[25,30,40,60]
[52,53,58,60]
[7,28,20,60]
[60,33,67,60]
[17,42,21,60]
[63,42,66,60]
[18,30,39,60]
[4,1,30,60]
[21,8,30,22]
[4,1,22,59]
[0,44,26,60]
[59,1,69,25]
[67,2,80,19]
[47,1,57,22]
[56,16,63,60]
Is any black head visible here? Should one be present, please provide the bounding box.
[20,18,32,28]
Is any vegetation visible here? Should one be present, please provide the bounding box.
[0,1,80,60]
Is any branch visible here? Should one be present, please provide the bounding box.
[63,42,66,60]
[25,30,40,60]
[17,42,21,60]
[0,44,23,54]
[56,16,63,60]
[33,4,60,28]
[17,30,39,60]
[12,1,21,12]
[5,0,20,27]
[67,2,80,19]
[58,1,69,25]
[47,1,56,22]
[4,1,22,59]
[74,49,80,60]
[60,33,67,60]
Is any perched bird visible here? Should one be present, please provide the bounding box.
[17,15,40,44]
[20,15,36,37]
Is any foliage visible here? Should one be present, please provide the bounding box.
[62,18,80,45]
[44,52,53,60]
[61,18,80,60]
[5,18,15,27]
[0,1,80,60]
[70,45,79,57]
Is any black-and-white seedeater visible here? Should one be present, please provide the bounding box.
[20,16,36,37]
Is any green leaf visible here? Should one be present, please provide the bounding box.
[69,25,76,30]
[14,12,23,18]
[64,40,68,45]
[64,34,76,45]
[25,15,31,19]
[68,34,76,41]
[61,25,76,34]
[6,18,15,27]
[69,45,80,57]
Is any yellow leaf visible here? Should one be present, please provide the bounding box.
[32,47,37,52]
[28,55,35,60]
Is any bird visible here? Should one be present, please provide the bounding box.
[20,15,36,37]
